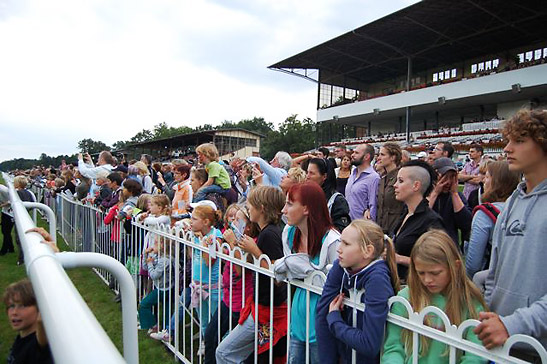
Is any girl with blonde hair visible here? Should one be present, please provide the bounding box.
[382,229,487,363]
[316,219,399,363]
[134,161,154,194]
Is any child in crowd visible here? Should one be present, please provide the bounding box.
[13,176,36,265]
[276,182,340,363]
[113,179,142,267]
[138,195,172,281]
[204,204,259,363]
[93,176,112,207]
[131,194,152,293]
[116,179,143,221]
[45,174,56,189]
[190,168,226,212]
[381,230,487,364]
[194,143,232,202]
[216,186,287,364]
[133,194,152,220]
[171,165,192,216]
[139,195,172,230]
[54,178,65,191]
[4,279,53,364]
[190,202,224,355]
[222,204,240,233]
[316,220,399,363]
[138,237,175,335]
[103,193,124,244]
[134,161,155,194]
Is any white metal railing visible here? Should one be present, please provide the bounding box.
[4,173,132,364]
[35,185,547,364]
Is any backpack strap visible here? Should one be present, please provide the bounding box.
[472,202,501,223]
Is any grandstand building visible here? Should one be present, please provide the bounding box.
[118,128,263,161]
[270,0,547,155]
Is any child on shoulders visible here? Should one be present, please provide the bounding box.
[194,143,232,202]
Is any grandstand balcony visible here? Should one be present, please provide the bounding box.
[270,0,547,138]
[316,63,547,125]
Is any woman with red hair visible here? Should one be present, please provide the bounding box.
[276,181,341,363]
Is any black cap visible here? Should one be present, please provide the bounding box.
[432,157,457,175]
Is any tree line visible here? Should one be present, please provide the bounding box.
[1,115,353,171]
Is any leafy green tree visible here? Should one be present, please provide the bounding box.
[217,120,237,130]
[152,122,193,140]
[77,139,111,154]
[194,124,214,132]
[235,117,274,136]
[261,115,316,160]
[130,129,154,143]
[112,140,130,150]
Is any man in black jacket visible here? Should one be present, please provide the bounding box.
[429,157,472,249]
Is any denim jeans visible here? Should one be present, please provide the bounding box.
[204,301,241,364]
[194,185,229,202]
[195,286,222,335]
[215,314,256,364]
[167,288,192,334]
[288,337,320,364]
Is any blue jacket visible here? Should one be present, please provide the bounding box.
[316,259,394,363]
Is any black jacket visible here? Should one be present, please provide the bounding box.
[392,198,445,280]
[431,191,472,247]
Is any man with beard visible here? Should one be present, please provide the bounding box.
[345,143,380,221]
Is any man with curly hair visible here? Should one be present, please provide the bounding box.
[475,108,547,361]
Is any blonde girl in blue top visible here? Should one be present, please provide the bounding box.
[190,202,223,353]
[381,230,488,364]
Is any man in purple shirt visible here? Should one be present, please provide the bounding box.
[458,144,483,200]
[345,143,380,221]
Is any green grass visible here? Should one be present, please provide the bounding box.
[0,181,178,362]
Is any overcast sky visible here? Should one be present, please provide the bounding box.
[0,0,419,162]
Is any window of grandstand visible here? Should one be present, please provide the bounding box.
[517,47,547,63]
[432,68,457,82]
[319,84,359,108]
[214,136,257,151]
[471,59,499,74]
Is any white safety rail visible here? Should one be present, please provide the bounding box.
[34,185,547,364]
[4,175,129,364]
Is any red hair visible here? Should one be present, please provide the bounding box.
[287,182,333,258]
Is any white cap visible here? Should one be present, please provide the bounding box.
[189,200,217,211]
[417,151,427,158]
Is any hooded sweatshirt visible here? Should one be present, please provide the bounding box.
[484,179,547,350]
[316,259,394,363]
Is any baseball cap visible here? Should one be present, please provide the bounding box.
[433,157,457,175]
[417,151,427,159]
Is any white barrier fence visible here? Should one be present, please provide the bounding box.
[32,184,546,364]
[4,174,135,364]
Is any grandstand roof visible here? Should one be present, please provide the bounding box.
[123,128,265,148]
[269,0,547,86]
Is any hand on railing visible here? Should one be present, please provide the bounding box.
[329,293,345,312]
[473,312,510,350]
[26,227,59,253]
[222,229,237,249]
[237,235,259,257]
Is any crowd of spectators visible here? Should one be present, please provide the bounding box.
[2,108,546,363]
